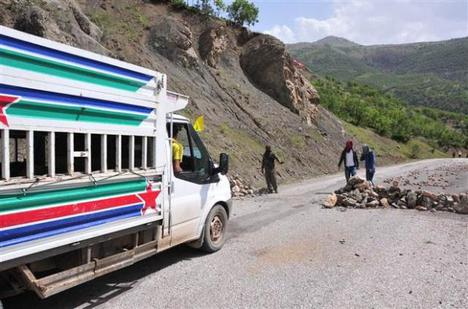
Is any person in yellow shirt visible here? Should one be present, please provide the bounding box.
[172,126,183,173]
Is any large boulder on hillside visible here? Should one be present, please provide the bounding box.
[7,0,106,54]
[14,5,48,37]
[240,34,319,125]
[199,26,229,68]
[149,16,198,67]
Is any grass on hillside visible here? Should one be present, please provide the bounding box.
[344,122,448,161]
[313,77,467,149]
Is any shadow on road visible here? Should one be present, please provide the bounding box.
[4,246,206,309]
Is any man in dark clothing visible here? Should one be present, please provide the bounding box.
[338,140,359,182]
[360,144,376,186]
[261,145,283,193]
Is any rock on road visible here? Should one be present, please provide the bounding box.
[5,159,468,309]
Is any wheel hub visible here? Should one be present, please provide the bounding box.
[210,215,224,243]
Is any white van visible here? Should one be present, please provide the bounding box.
[0,26,231,301]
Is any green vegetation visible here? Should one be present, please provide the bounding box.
[343,123,447,160]
[289,37,468,113]
[313,77,467,148]
[168,0,259,26]
[226,0,259,26]
[90,5,149,41]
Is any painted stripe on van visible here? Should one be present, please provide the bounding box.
[1,193,144,228]
[0,33,153,82]
[0,205,142,247]
[0,84,153,114]
[0,47,146,92]
[7,100,147,126]
[0,180,147,213]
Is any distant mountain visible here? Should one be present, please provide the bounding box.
[288,37,468,114]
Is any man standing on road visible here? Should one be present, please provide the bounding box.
[261,145,283,193]
[360,144,376,186]
[338,140,359,182]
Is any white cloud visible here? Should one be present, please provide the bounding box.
[264,25,296,43]
[264,0,468,44]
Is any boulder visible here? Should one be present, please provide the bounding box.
[240,34,319,125]
[336,194,346,205]
[323,193,337,208]
[199,26,229,68]
[407,191,418,209]
[415,206,428,211]
[380,198,390,208]
[350,189,363,202]
[420,196,434,209]
[454,193,468,214]
[343,198,358,208]
[366,200,379,208]
[354,181,368,192]
[14,5,48,37]
[348,176,365,188]
[150,16,198,67]
[11,0,107,54]
[422,191,437,201]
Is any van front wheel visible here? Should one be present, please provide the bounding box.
[201,205,228,253]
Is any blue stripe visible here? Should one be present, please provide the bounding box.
[0,84,153,114]
[0,204,143,247]
[0,33,153,82]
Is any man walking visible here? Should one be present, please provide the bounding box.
[261,145,283,193]
[360,144,376,186]
[338,140,359,182]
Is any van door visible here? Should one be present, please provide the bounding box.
[169,122,216,243]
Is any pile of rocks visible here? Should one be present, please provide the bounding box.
[323,177,468,214]
[229,174,255,198]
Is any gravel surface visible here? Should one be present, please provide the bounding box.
[4,159,468,309]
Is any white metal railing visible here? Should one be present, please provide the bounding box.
[0,129,157,183]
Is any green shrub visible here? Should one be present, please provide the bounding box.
[227,0,259,26]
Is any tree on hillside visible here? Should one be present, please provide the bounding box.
[227,0,259,26]
[213,0,226,17]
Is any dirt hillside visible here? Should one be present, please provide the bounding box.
[1,0,362,186]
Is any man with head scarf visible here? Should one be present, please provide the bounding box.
[261,145,283,193]
[338,140,359,182]
[360,144,376,186]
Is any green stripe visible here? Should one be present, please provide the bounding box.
[7,100,147,126]
[0,48,146,92]
[0,180,147,213]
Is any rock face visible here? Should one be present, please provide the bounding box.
[150,16,198,67]
[240,34,319,125]
[199,26,229,68]
[5,0,106,54]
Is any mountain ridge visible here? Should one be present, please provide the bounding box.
[288,35,468,113]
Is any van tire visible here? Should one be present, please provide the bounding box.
[201,205,228,253]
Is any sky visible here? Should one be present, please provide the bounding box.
[242,0,468,45]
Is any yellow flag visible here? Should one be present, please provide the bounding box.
[193,115,204,132]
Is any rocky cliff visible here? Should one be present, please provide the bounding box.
[0,0,350,186]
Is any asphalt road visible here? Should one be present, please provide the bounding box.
[4,159,468,309]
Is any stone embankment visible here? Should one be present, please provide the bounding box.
[323,177,468,214]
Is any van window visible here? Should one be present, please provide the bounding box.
[167,123,213,184]
[1,128,157,181]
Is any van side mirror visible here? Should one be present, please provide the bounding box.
[210,153,229,176]
[217,153,229,175]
